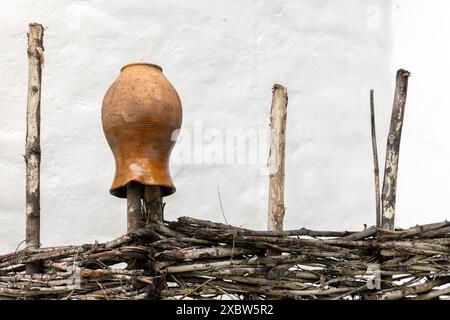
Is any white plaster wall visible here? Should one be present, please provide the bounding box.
[391,0,450,226]
[0,0,393,253]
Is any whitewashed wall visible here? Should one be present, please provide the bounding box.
[1,0,395,253]
[391,0,450,226]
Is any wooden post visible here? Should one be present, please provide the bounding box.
[144,186,163,225]
[381,69,410,230]
[370,90,381,227]
[267,84,288,232]
[126,182,143,270]
[127,182,142,232]
[25,23,44,274]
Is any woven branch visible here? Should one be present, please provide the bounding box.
[1,217,450,300]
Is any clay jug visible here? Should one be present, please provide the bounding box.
[102,63,182,198]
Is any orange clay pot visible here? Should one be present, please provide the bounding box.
[102,63,182,198]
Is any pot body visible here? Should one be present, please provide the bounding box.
[102,63,182,198]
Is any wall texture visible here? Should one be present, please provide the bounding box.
[1,0,395,253]
[391,0,450,226]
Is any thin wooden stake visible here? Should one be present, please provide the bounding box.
[381,69,410,230]
[25,23,44,274]
[126,182,146,270]
[370,90,381,227]
[127,182,142,232]
[267,84,288,232]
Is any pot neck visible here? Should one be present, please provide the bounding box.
[120,63,163,73]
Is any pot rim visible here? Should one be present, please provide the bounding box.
[120,62,163,73]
